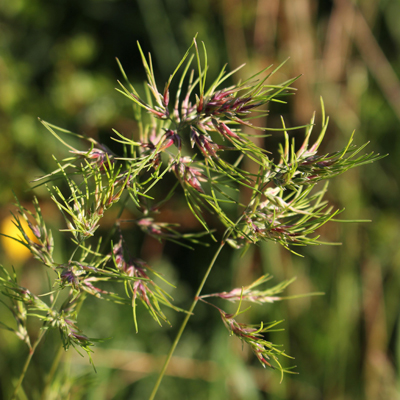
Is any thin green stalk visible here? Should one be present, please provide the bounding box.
[11,329,47,400]
[148,241,225,400]
[11,291,61,400]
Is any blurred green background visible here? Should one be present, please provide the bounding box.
[0,0,399,399]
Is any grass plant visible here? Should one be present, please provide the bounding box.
[0,37,384,399]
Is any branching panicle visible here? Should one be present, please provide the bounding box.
[112,239,178,331]
[1,37,384,397]
[200,274,295,304]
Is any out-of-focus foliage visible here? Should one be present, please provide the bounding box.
[0,1,399,400]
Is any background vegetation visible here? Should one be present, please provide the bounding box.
[0,1,399,399]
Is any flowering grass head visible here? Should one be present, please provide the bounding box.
[0,37,385,399]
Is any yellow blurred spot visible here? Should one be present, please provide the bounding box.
[1,215,38,263]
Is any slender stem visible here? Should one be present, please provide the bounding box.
[11,329,47,400]
[148,241,225,400]
[11,290,61,400]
